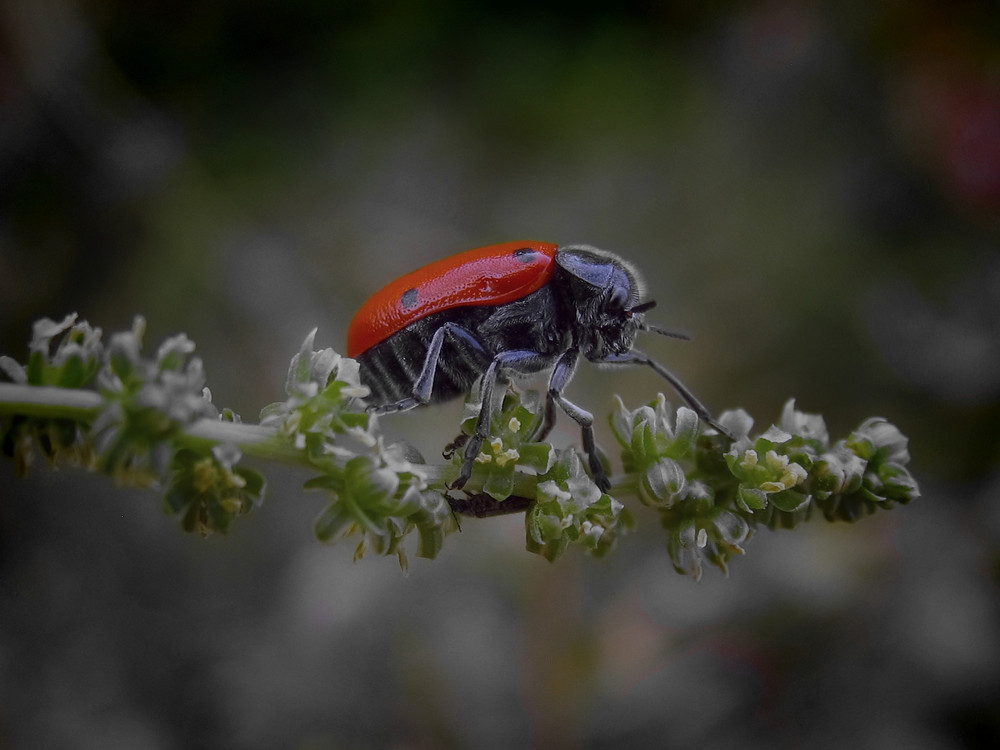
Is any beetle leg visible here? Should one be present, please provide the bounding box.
[451,349,551,490]
[369,322,486,415]
[598,351,734,439]
[529,390,559,442]
[547,349,611,492]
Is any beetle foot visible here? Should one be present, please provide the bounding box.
[367,397,420,415]
[447,434,484,490]
[442,432,469,458]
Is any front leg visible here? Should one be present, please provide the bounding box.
[597,350,734,439]
[547,349,611,492]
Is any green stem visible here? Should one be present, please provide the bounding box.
[0,383,102,420]
[178,420,302,464]
[0,382,451,482]
[0,382,299,465]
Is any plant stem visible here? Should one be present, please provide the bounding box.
[0,382,304,463]
[0,383,451,482]
[0,383,102,420]
[179,420,301,464]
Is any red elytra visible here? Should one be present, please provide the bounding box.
[347,241,559,357]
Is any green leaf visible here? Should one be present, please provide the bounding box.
[26,350,45,386]
[55,354,87,388]
[236,466,266,500]
[484,464,515,501]
[517,443,555,473]
[768,488,811,513]
[314,499,354,542]
[344,455,399,510]
[738,486,768,512]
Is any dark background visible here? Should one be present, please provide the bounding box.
[2,1,999,748]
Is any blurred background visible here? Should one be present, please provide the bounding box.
[2,0,999,748]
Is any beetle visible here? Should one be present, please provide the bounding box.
[347,241,732,492]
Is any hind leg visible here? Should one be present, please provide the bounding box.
[368,322,485,414]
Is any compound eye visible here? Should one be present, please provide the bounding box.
[608,285,628,312]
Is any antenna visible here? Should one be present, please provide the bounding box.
[643,324,691,341]
[632,301,692,341]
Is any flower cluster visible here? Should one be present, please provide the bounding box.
[611,395,920,578]
[525,448,634,561]
[726,400,919,526]
[0,313,265,534]
[453,388,554,499]
[1,313,104,474]
[260,329,372,455]
[449,388,633,561]
[261,330,457,569]
[611,394,751,578]
[165,442,265,535]
[93,316,220,487]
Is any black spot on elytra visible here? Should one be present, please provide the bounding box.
[401,287,419,309]
[513,247,538,263]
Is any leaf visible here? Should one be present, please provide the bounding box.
[314,498,354,542]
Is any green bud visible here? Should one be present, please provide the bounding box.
[639,457,687,507]
[813,444,866,498]
[847,418,906,461]
[778,399,829,447]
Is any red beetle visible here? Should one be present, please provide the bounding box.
[347,241,730,491]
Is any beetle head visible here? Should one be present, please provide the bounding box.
[556,246,646,358]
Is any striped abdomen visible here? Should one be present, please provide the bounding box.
[356,307,494,406]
